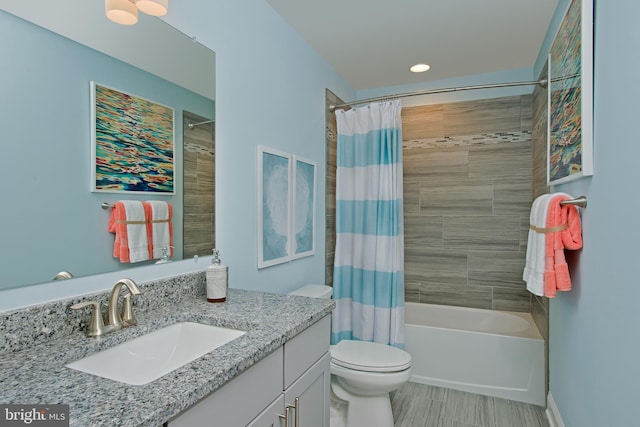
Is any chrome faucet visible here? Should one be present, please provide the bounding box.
[70,278,142,337]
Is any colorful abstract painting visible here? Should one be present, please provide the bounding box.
[548,0,593,185]
[92,82,175,193]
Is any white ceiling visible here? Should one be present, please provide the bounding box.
[266,0,560,90]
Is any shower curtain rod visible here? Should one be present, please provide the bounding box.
[187,119,214,129]
[329,78,549,112]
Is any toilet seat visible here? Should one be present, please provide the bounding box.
[331,340,412,373]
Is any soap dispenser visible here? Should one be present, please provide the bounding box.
[206,249,228,302]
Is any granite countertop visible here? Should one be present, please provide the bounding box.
[0,285,334,427]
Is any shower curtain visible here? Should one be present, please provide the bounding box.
[331,100,405,347]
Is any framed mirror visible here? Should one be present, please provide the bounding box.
[0,0,215,291]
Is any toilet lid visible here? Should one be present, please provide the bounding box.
[331,340,412,373]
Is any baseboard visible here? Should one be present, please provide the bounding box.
[546,392,566,427]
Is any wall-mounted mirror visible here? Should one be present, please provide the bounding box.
[0,0,215,291]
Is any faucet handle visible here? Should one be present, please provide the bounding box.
[70,301,105,337]
[120,294,137,327]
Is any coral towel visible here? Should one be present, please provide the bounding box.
[544,194,583,298]
[108,201,150,263]
[144,201,173,259]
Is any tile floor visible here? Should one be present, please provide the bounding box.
[391,382,549,427]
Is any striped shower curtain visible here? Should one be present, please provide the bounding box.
[331,100,405,347]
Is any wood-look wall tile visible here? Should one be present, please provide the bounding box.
[468,250,526,288]
[492,287,531,312]
[520,215,531,251]
[403,148,468,178]
[521,94,533,131]
[419,283,493,310]
[494,179,532,216]
[403,181,421,214]
[532,295,549,341]
[420,182,493,216]
[402,104,445,140]
[405,280,420,303]
[404,214,443,250]
[444,96,521,136]
[468,141,532,180]
[443,216,520,251]
[405,249,468,286]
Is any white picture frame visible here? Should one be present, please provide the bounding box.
[292,156,317,260]
[257,146,292,268]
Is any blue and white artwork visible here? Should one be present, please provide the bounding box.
[293,157,316,258]
[258,147,291,268]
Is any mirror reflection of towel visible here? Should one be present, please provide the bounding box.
[108,201,150,263]
[144,201,173,259]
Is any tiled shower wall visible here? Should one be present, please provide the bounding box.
[403,95,533,312]
[325,91,534,313]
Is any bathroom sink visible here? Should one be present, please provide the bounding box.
[66,322,246,385]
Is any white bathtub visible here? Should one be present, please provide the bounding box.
[404,302,545,406]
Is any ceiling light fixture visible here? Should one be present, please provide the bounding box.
[105,0,168,26]
[410,63,431,73]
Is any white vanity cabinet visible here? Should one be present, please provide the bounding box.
[168,315,331,427]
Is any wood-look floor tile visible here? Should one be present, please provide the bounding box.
[440,388,496,427]
[493,398,549,427]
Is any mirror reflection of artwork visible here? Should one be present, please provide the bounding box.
[258,147,291,268]
[293,157,316,258]
[92,82,175,194]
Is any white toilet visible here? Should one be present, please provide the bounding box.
[289,285,412,427]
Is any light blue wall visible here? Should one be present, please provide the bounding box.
[0,10,213,290]
[542,0,640,425]
[163,0,355,294]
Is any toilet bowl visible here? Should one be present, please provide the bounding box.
[288,285,412,427]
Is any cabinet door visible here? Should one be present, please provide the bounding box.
[284,352,330,427]
[247,394,285,427]
[168,348,283,427]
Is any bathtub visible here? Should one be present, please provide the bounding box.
[404,302,545,406]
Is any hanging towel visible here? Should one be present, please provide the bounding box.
[523,194,553,296]
[108,201,150,263]
[544,193,583,298]
[144,201,173,259]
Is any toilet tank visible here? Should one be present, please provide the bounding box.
[288,284,332,299]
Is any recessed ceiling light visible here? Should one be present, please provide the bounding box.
[410,63,431,73]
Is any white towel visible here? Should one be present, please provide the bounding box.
[145,201,172,259]
[122,200,150,263]
[523,194,552,296]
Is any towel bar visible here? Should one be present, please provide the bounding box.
[559,196,587,208]
[101,202,115,209]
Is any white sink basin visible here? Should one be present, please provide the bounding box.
[66,322,246,385]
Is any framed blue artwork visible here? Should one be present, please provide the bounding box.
[257,146,292,268]
[292,156,316,260]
